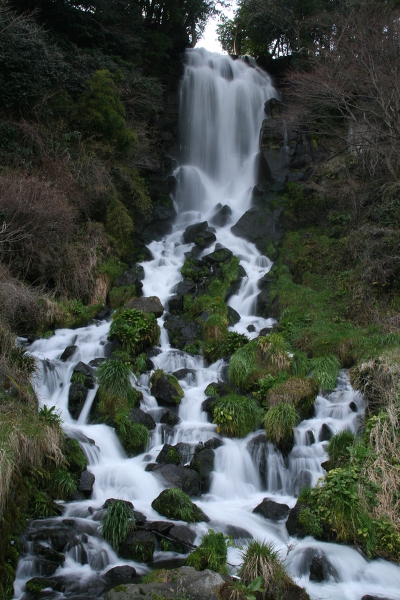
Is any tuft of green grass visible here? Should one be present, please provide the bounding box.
[327,429,356,468]
[51,468,77,499]
[238,540,288,597]
[264,403,297,446]
[310,355,340,390]
[134,353,147,376]
[97,358,133,400]
[185,530,227,573]
[228,341,258,391]
[102,499,136,550]
[213,394,261,438]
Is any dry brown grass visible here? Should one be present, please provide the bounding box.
[350,357,399,413]
[266,377,318,409]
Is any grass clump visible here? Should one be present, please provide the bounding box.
[264,403,297,447]
[310,355,340,390]
[141,569,171,584]
[326,430,356,468]
[114,410,148,456]
[185,530,227,573]
[213,394,261,438]
[264,377,318,416]
[97,358,133,400]
[151,488,204,522]
[109,308,159,356]
[102,499,136,550]
[50,468,77,499]
[228,341,258,392]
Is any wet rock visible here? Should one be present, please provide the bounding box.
[286,502,308,538]
[104,566,225,600]
[129,408,156,431]
[150,371,184,406]
[204,437,223,450]
[34,543,65,566]
[156,444,182,465]
[203,247,233,265]
[247,324,256,332]
[164,315,202,351]
[319,423,334,442]
[34,528,76,553]
[173,280,197,296]
[79,470,95,497]
[168,524,196,548]
[151,489,209,522]
[362,596,394,600]
[210,204,232,227]
[183,222,208,243]
[103,498,134,511]
[309,555,339,582]
[195,229,216,249]
[160,410,181,427]
[253,498,290,521]
[144,521,174,536]
[125,296,164,318]
[293,469,312,497]
[68,383,88,420]
[89,358,106,368]
[60,345,78,361]
[306,430,315,445]
[173,368,196,380]
[133,511,147,526]
[231,199,284,256]
[73,362,95,389]
[349,401,358,412]
[190,447,215,492]
[227,306,240,325]
[35,558,63,576]
[119,530,155,562]
[70,491,86,501]
[105,565,137,581]
[201,396,216,421]
[225,525,253,544]
[151,464,201,496]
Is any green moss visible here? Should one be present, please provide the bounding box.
[213,394,261,438]
[205,384,217,397]
[141,569,171,584]
[114,411,148,456]
[109,285,138,309]
[150,370,184,405]
[64,438,89,474]
[25,578,48,594]
[70,372,87,385]
[98,258,127,284]
[185,530,227,573]
[181,258,210,282]
[166,447,180,465]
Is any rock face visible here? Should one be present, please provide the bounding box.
[183,222,208,243]
[231,198,284,256]
[286,502,307,538]
[293,469,312,497]
[150,371,184,406]
[119,530,155,562]
[60,345,78,361]
[125,296,164,318]
[319,423,333,442]
[164,315,202,350]
[79,470,95,497]
[160,410,181,427]
[129,408,156,430]
[150,463,201,496]
[156,444,182,465]
[210,204,232,227]
[253,498,290,521]
[190,447,215,492]
[309,555,339,582]
[104,566,225,600]
[68,383,88,420]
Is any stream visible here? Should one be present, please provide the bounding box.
[14,48,400,600]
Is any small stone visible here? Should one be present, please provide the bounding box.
[60,345,78,361]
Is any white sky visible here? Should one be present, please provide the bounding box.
[197,16,225,53]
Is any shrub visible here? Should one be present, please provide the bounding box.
[213,394,261,438]
[228,341,258,391]
[238,540,288,597]
[151,488,204,522]
[102,500,136,550]
[298,507,323,538]
[114,411,148,456]
[109,308,159,355]
[310,355,340,390]
[264,403,297,446]
[97,358,133,402]
[327,430,356,468]
[185,530,227,573]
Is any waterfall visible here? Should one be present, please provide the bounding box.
[13,49,400,600]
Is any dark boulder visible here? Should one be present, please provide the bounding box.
[156,444,182,465]
[160,410,181,427]
[73,362,95,389]
[319,423,334,442]
[210,204,232,227]
[253,498,290,521]
[293,470,312,497]
[306,430,315,445]
[119,530,155,562]
[309,555,339,582]
[60,345,78,361]
[201,396,216,421]
[164,316,202,351]
[150,464,201,496]
[125,296,164,318]
[190,447,215,492]
[68,383,88,420]
[203,247,233,265]
[349,401,358,412]
[79,470,95,498]
[183,222,208,243]
[361,596,394,600]
[173,368,196,380]
[225,525,253,544]
[204,437,223,450]
[33,543,65,566]
[150,372,184,406]
[195,229,216,249]
[105,565,137,581]
[129,408,156,431]
[231,199,284,256]
[168,524,196,548]
[103,498,134,511]
[173,280,197,296]
[286,502,308,538]
[227,306,241,325]
[144,521,174,536]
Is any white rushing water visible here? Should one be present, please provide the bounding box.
[14,48,400,600]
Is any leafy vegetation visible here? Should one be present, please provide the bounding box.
[109,308,160,355]
[185,530,228,573]
[213,394,261,438]
[102,500,136,550]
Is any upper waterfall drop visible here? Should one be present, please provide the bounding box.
[175,48,276,214]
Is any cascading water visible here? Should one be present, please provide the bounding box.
[13,48,400,600]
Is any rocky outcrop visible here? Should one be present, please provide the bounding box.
[129,408,156,430]
[104,566,225,600]
[149,463,201,496]
[125,296,164,318]
[253,498,290,521]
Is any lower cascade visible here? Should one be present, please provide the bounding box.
[13,48,400,600]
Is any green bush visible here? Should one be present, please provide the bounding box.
[102,499,136,550]
[310,355,340,390]
[185,530,227,573]
[109,308,159,355]
[264,403,297,446]
[298,507,323,538]
[327,430,356,468]
[228,341,258,391]
[134,353,147,376]
[151,488,204,522]
[115,411,148,456]
[213,394,261,438]
[97,358,133,404]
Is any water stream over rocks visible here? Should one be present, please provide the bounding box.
[14,48,400,600]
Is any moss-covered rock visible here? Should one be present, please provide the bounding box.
[150,369,184,406]
[213,394,261,438]
[151,488,209,522]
